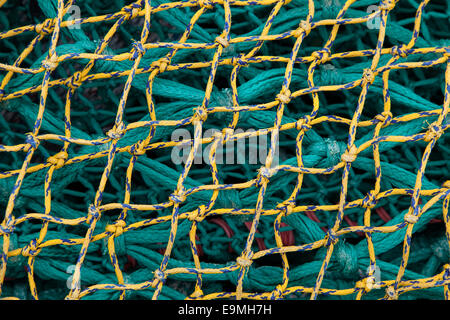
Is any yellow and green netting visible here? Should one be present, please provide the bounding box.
[0,0,449,300]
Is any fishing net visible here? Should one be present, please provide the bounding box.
[0,0,449,300]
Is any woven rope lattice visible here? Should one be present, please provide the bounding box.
[0,0,449,300]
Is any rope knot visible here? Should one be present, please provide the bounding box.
[341,144,358,163]
[170,190,186,204]
[442,180,450,189]
[391,44,408,58]
[105,220,126,237]
[198,0,214,9]
[443,264,450,280]
[47,151,68,169]
[107,122,125,140]
[124,6,141,20]
[375,111,393,127]
[276,201,295,216]
[41,53,58,71]
[153,269,167,283]
[35,18,54,35]
[362,68,375,85]
[270,285,285,300]
[312,48,330,65]
[65,290,81,300]
[295,115,312,131]
[215,35,229,48]
[356,276,376,292]
[152,58,169,74]
[0,216,15,235]
[257,167,278,186]
[236,252,253,268]
[231,54,248,67]
[423,121,443,142]
[293,20,312,37]
[362,190,378,209]
[130,41,146,60]
[68,71,83,89]
[404,213,418,224]
[189,205,206,222]
[193,106,208,123]
[325,229,339,246]
[221,128,234,141]
[189,289,204,299]
[379,0,397,11]
[385,286,398,300]
[131,140,147,156]
[25,133,40,151]
[21,239,41,257]
[87,204,101,224]
[276,88,291,104]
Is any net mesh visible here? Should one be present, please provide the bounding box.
[0,0,449,300]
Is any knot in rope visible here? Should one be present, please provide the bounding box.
[188,289,204,299]
[189,205,206,222]
[152,58,169,74]
[341,144,358,163]
[276,88,291,104]
[276,201,295,216]
[193,106,208,123]
[375,111,393,127]
[325,229,339,246]
[362,68,375,85]
[105,220,126,237]
[385,286,398,300]
[270,285,284,300]
[293,20,311,37]
[130,41,146,60]
[65,290,80,300]
[423,121,443,142]
[41,53,58,71]
[379,0,397,11]
[86,204,101,224]
[231,53,248,67]
[257,166,278,186]
[25,133,40,151]
[0,216,15,235]
[153,269,167,283]
[356,275,376,292]
[215,35,230,48]
[221,127,234,141]
[170,190,186,204]
[391,44,408,58]
[22,239,41,257]
[124,6,141,20]
[131,140,147,156]
[107,122,125,140]
[68,71,83,89]
[362,190,378,209]
[35,18,54,35]
[295,115,312,131]
[47,151,68,169]
[443,264,450,280]
[198,0,214,9]
[312,48,330,65]
[236,252,253,268]
[442,180,450,189]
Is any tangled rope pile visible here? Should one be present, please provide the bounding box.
[0,0,449,300]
